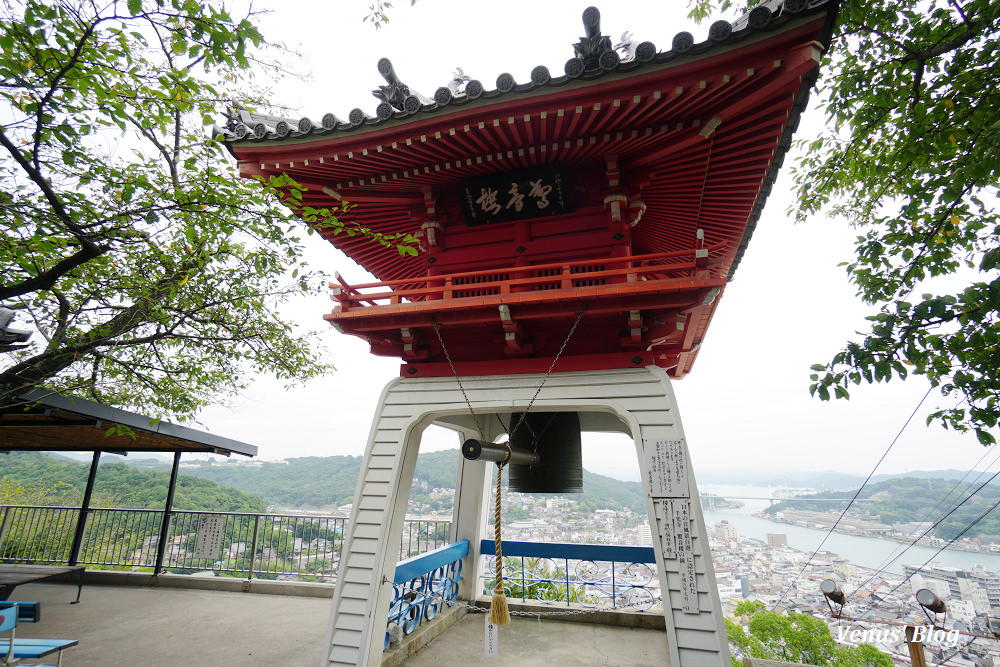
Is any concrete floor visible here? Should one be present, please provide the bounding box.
[14,581,332,666]
[402,613,670,667]
[14,582,670,666]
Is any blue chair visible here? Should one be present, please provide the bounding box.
[0,605,77,666]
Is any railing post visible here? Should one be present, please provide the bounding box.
[153,452,182,575]
[246,514,261,580]
[0,506,10,557]
[69,451,101,566]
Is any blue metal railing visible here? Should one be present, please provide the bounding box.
[480,540,661,611]
[386,540,468,648]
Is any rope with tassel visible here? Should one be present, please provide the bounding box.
[489,452,510,625]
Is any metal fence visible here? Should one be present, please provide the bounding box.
[0,505,449,582]
[480,540,662,611]
[0,505,658,610]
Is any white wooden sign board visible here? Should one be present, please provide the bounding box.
[193,515,225,560]
[644,438,688,498]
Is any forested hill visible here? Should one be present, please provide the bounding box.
[132,450,649,513]
[765,476,1000,539]
[0,451,264,512]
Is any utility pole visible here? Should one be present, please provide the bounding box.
[905,626,928,667]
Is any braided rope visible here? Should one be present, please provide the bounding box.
[489,462,510,624]
[494,465,503,589]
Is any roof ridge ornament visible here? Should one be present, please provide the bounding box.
[372,57,430,117]
[565,6,619,78]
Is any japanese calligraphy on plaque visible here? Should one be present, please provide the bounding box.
[644,438,688,498]
[193,515,225,560]
[653,499,677,559]
[673,500,699,614]
[458,166,573,226]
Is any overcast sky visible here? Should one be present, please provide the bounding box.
[193,0,999,482]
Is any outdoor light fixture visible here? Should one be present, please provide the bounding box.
[0,307,32,350]
[820,579,845,618]
[915,588,947,627]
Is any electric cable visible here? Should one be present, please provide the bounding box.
[772,385,932,609]
[865,490,1000,608]
[848,444,1000,602]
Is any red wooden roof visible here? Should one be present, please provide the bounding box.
[223,2,836,378]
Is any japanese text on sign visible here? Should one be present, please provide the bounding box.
[673,500,699,614]
[459,166,572,225]
[484,618,499,658]
[193,515,224,560]
[654,499,677,559]
[644,439,688,498]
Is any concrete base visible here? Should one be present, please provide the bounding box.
[471,598,667,630]
[81,569,334,598]
[381,604,468,667]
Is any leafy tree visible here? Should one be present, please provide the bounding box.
[693,0,1000,443]
[726,600,892,667]
[0,0,333,418]
[798,0,1000,446]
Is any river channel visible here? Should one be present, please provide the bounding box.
[701,484,1000,576]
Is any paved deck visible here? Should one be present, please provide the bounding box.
[18,581,670,666]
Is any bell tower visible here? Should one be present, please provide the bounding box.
[222,3,836,665]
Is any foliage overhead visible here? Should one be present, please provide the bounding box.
[0,0,336,419]
[691,0,1000,445]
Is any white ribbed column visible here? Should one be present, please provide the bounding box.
[323,366,728,667]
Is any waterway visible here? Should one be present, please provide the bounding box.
[701,484,1000,576]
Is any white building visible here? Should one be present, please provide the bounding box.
[715,520,739,543]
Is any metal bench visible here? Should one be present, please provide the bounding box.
[0,606,77,666]
[0,603,40,624]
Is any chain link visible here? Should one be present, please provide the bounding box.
[507,309,586,444]
[432,322,485,435]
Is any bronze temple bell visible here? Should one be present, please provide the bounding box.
[461,412,584,494]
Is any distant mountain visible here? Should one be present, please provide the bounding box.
[697,468,995,490]
[765,475,1000,539]
[123,450,648,512]
[0,451,264,512]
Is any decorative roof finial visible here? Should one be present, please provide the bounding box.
[565,6,619,77]
[371,58,431,118]
[614,31,640,63]
[447,67,470,96]
[372,58,411,111]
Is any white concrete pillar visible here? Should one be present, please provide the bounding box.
[324,367,728,667]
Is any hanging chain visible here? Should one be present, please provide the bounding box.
[507,308,587,451]
[432,322,485,435]
[432,308,586,441]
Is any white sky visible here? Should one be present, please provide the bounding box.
[194,0,998,481]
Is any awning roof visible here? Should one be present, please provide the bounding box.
[0,390,257,457]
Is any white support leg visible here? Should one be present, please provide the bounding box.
[324,366,728,667]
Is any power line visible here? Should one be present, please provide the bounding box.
[849,445,1000,602]
[866,490,1000,609]
[772,385,933,609]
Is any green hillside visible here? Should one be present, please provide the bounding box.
[765,476,1000,540]
[0,451,264,512]
[135,450,648,513]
